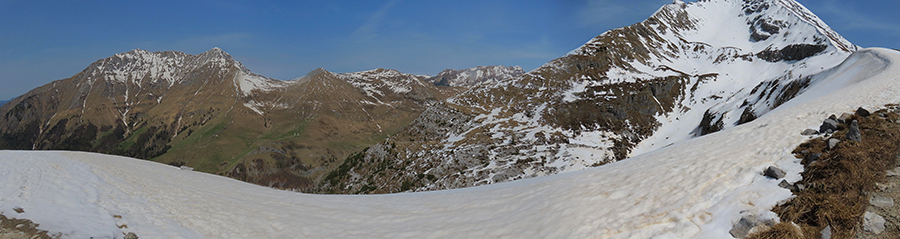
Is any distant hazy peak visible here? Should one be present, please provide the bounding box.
[426,65,526,88]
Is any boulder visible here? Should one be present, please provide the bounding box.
[857,107,871,117]
[837,113,853,124]
[801,129,818,135]
[870,196,894,208]
[730,216,760,239]
[827,138,840,149]
[888,167,900,177]
[821,225,832,239]
[863,211,885,234]
[765,166,786,179]
[125,232,139,239]
[819,118,839,134]
[847,120,861,143]
[778,179,791,189]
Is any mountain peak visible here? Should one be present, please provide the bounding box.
[331,0,861,194]
[296,67,333,81]
[77,47,249,88]
[198,47,235,62]
[203,47,227,55]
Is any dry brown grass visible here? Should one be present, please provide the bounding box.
[748,222,807,239]
[0,213,59,239]
[748,109,900,239]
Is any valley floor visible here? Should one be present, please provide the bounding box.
[1,48,899,238]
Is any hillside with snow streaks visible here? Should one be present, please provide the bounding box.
[321,0,859,194]
[2,47,899,239]
[425,65,525,88]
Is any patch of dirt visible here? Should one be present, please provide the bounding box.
[0,213,58,239]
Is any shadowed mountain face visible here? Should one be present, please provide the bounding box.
[0,48,461,191]
[317,0,859,194]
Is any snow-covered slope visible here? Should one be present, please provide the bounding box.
[1,48,898,239]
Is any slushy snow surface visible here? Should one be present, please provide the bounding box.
[1,48,899,238]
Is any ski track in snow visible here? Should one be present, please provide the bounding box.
[0,48,898,238]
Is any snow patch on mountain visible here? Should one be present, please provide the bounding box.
[234,72,288,95]
[87,49,188,87]
[338,68,424,96]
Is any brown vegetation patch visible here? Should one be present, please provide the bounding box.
[748,108,900,239]
[0,213,59,239]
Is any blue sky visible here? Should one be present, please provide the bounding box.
[1,0,898,100]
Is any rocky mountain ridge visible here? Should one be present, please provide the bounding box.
[318,0,860,194]
[0,48,498,191]
[424,65,525,88]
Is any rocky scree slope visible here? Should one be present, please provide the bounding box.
[0,48,454,192]
[319,0,859,194]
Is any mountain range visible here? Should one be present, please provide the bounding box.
[0,47,523,191]
[0,0,866,195]
[316,0,860,193]
[2,46,898,238]
[4,0,900,237]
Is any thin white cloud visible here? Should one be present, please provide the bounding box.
[351,0,401,40]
